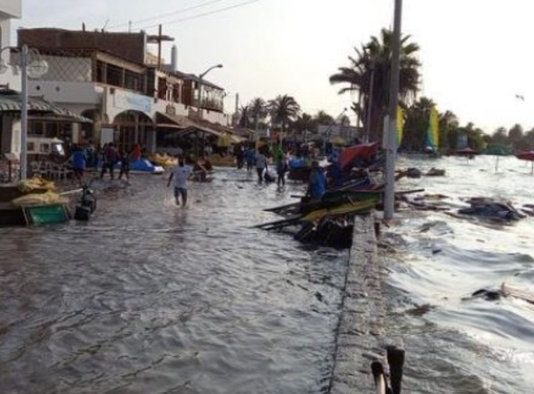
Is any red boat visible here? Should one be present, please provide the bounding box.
[339,142,379,169]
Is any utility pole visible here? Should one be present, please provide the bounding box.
[365,61,375,144]
[384,0,403,220]
[20,45,28,181]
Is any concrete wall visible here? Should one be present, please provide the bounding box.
[28,81,103,107]
[18,29,146,65]
[1,116,21,154]
[329,214,387,394]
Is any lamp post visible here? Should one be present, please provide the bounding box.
[384,0,403,221]
[198,64,223,120]
[0,44,48,180]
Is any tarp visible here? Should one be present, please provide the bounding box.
[339,142,379,169]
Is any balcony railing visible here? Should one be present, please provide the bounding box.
[192,98,224,112]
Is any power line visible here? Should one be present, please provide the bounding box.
[138,0,261,30]
[109,0,228,29]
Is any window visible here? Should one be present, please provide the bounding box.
[30,122,44,136]
[40,143,50,153]
[27,142,35,152]
[45,122,58,138]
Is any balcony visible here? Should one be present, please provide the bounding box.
[192,98,224,113]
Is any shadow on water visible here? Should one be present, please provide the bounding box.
[0,169,349,394]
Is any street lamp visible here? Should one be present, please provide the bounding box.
[0,45,49,180]
[198,64,223,119]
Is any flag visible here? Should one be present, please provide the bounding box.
[426,107,439,150]
[397,106,405,146]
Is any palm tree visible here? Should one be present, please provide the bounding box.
[293,113,316,137]
[248,97,267,135]
[403,97,435,151]
[314,110,335,126]
[268,95,300,132]
[239,105,251,128]
[330,28,421,142]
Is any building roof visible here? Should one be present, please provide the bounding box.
[0,0,22,19]
[0,89,92,123]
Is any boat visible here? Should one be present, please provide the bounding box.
[0,202,69,226]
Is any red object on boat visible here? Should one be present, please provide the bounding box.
[339,142,379,169]
[516,150,534,161]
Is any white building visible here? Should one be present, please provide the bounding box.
[17,28,233,154]
[0,0,21,156]
[0,0,21,91]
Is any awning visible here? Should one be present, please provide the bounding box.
[156,111,247,144]
[0,89,92,123]
[156,112,223,138]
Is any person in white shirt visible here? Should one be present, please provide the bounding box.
[255,150,267,183]
[167,156,193,206]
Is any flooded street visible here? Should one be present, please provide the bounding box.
[1,158,533,393]
[0,169,348,393]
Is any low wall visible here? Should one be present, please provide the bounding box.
[329,214,387,393]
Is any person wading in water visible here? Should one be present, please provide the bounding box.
[167,156,193,207]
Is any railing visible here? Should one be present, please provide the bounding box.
[192,98,224,112]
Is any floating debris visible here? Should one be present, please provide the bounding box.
[458,198,525,221]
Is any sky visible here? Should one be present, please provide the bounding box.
[12,0,534,133]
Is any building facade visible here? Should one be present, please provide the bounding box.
[18,28,231,153]
[0,0,21,156]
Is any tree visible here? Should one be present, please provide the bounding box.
[508,124,525,150]
[402,97,435,151]
[249,97,267,131]
[268,95,300,132]
[293,113,316,136]
[492,127,508,145]
[439,110,459,151]
[238,106,251,128]
[523,129,534,149]
[330,28,421,142]
[314,110,335,126]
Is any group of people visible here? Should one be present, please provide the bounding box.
[232,142,327,200]
[69,142,145,184]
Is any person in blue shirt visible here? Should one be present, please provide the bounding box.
[308,161,326,201]
[71,145,86,184]
[244,146,256,172]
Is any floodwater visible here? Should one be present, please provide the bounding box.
[384,155,534,393]
[1,157,533,394]
[0,170,348,393]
